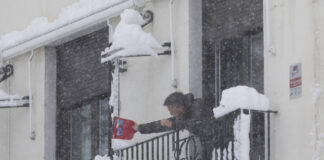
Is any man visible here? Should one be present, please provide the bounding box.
[133,92,217,159]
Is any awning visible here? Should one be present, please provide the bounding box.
[0,0,149,60]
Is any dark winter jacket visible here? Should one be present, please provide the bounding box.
[138,93,217,140]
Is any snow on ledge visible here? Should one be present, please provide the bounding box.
[101,9,162,62]
[213,86,270,118]
[0,0,123,53]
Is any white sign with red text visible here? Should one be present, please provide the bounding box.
[290,63,302,99]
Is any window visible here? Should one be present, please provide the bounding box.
[55,28,111,159]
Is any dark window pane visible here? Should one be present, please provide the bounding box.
[70,104,92,160]
[99,97,109,155]
[250,33,264,93]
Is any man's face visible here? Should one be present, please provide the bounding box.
[167,105,184,118]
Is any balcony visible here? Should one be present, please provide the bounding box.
[112,109,277,160]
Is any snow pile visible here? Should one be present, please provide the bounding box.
[112,139,130,150]
[313,84,322,104]
[0,0,122,53]
[313,133,324,160]
[311,124,324,160]
[94,155,111,160]
[101,9,162,62]
[94,155,121,160]
[213,86,270,118]
[233,112,251,160]
[0,90,21,107]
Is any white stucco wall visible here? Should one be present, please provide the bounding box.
[264,0,324,159]
[117,0,190,143]
[0,1,79,160]
[0,49,45,160]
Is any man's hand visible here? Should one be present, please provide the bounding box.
[132,123,139,132]
[160,119,172,127]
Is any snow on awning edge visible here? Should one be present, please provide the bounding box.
[0,0,149,61]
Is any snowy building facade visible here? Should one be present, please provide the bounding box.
[0,0,323,160]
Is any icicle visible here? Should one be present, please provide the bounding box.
[228,141,233,159]
[109,59,119,118]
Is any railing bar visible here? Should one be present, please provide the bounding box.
[126,148,128,160]
[136,144,139,160]
[167,134,170,160]
[141,143,144,160]
[232,141,234,160]
[172,132,175,150]
[152,138,155,160]
[146,142,149,160]
[247,109,278,114]
[162,136,165,160]
[157,137,160,160]
[267,112,271,160]
[220,147,224,160]
[131,147,134,160]
[176,131,180,160]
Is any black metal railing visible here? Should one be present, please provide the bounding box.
[113,109,277,160]
[114,131,183,160]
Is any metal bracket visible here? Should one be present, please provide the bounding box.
[141,10,154,28]
[0,64,14,83]
[118,60,127,73]
[0,96,29,109]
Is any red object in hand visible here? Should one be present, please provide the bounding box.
[113,117,136,140]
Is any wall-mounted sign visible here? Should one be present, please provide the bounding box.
[290,63,302,99]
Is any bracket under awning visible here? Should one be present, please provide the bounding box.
[0,96,29,109]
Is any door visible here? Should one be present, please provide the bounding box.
[215,32,264,105]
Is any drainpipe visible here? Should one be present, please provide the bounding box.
[107,20,113,44]
[29,50,36,140]
[169,0,177,88]
[265,0,276,55]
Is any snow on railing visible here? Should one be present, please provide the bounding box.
[213,86,271,119]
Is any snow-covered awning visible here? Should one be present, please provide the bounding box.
[101,9,163,63]
[0,0,149,60]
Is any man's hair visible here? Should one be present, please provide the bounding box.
[163,92,185,107]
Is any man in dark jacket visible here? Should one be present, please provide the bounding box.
[133,92,217,160]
